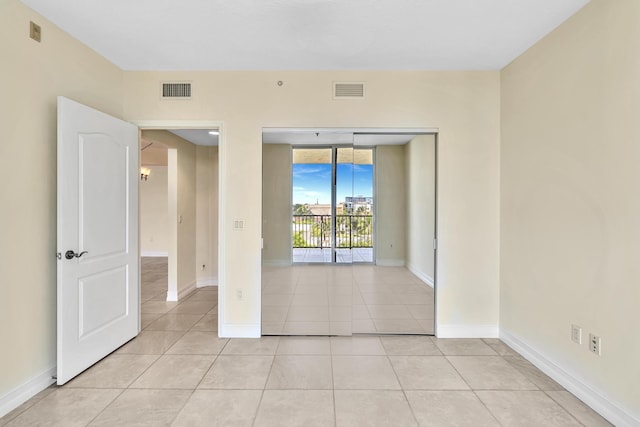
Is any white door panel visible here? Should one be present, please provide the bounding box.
[57,97,139,385]
[79,133,128,258]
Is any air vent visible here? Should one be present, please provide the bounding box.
[161,82,192,99]
[333,82,365,99]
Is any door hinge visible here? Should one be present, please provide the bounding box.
[433,239,437,250]
[56,252,62,260]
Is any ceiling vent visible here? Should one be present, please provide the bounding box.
[333,82,365,99]
[161,82,192,99]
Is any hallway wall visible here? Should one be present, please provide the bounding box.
[405,135,436,285]
[375,145,406,265]
[140,166,169,256]
[141,130,197,298]
[262,144,292,265]
[196,145,219,286]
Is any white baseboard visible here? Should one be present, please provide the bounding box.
[501,329,639,427]
[0,366,56,418]
[406,263,434,288]
[218,323,261,338]
[166,280,197,301]
[376,259,405,267]
[262,260,292,267]
[197,277,218,287]
[437,324,499,338]
[140,251,168,257]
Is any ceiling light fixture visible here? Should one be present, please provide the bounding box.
[208,130,219,136]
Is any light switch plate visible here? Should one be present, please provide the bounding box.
[30,21,41,42]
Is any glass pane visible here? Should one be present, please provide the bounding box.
[336,147,354,263]
[352,148,374,263]
[291,148,332,263]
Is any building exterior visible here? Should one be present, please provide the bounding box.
[345,196,373,213]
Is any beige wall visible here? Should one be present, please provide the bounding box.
[0,0,125,405]
[141,130,197,297]
[405,136,436,285]
[375,145,406,265]
[140,166,169,256]
[500,0,640,419]
[196,145,218,286]
[123,70,501,337]
[262,144,292,265]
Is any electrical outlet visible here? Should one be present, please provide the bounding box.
[589,333,601,355]
[571,324,582,344]
[236,289,243,300]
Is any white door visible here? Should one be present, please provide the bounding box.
[57,97,139,385]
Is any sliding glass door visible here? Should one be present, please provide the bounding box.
[292,146,373,264]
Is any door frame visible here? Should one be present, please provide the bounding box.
[263,126,439,335]
[134,120,224,322]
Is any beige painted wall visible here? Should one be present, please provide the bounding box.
[501,0,640,419]
[123,70,501,336]
[405,136,436,285]
[262,144,292,265]
[140,166,169,256]
[375,145,406,265]
[196,145,218,286]
[141,130,197,296]
[0,0,126,404]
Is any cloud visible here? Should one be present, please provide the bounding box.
[353,164,371,172]
[293,165,323,177]
[292,164,331,179]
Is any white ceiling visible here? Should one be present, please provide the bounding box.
[21,0,589,71]
[262,128,435,146]
[168,129,219,146]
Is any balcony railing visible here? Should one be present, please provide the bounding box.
[292,214,373,249]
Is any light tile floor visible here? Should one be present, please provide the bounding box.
[263,265,434,335]
[293,248,373,263]
[0,259,612,427]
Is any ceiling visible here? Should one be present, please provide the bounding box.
[263,128,434,146]
[21,0,589,71]
[168,129,219,146]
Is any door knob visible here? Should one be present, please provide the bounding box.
[65,250,88,260]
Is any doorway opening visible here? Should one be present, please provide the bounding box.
[138,128,220,327]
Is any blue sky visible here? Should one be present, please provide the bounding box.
[293,163,373,205]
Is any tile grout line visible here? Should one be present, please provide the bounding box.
[385,347,420,426]
[251,338,280,426]
[330,340,338,427]
[160,289,221,425]
[542,390,590,427]
[82,387,127,426]
[442,348,526,427]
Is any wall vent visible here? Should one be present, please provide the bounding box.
[333,82,365,99]
[161,82,192,99]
